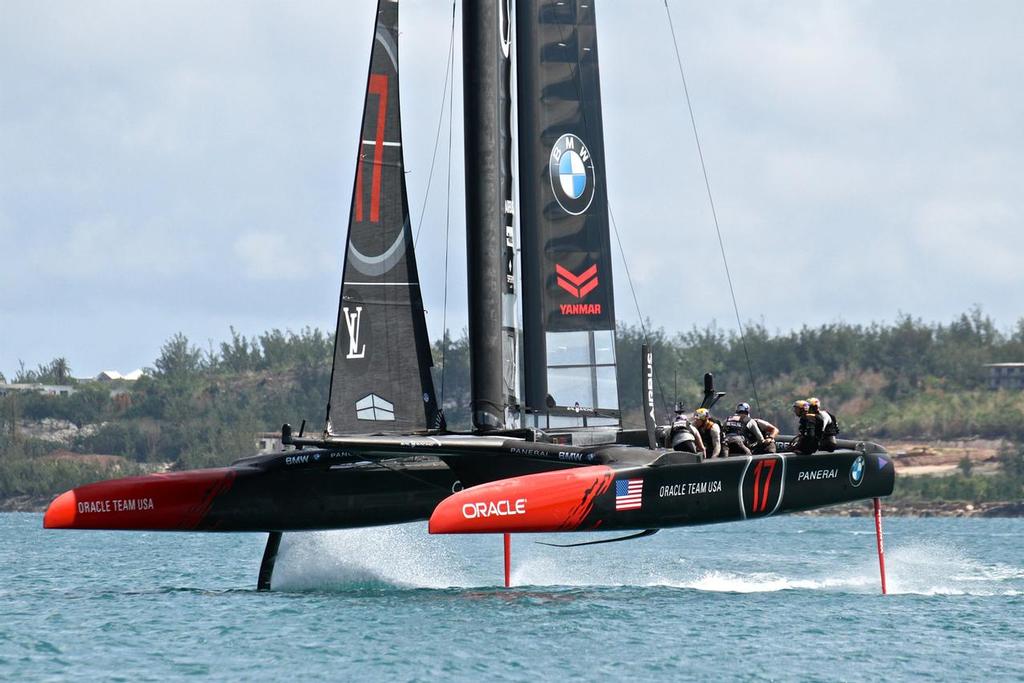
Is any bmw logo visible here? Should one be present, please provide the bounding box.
[549,133,596,215]
[850,455,865,487]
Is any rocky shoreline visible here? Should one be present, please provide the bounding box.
[0,496,56,513]
[796,500,1024,518]
[4,495,1021,517]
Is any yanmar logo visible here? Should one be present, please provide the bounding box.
[556,263,602,316]
[556,264,598,298]
[461,498,527,519]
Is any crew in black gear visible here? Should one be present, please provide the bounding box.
[723,402,765,456]
[790,400,818,455]
[693,409,722,458]
[742,403,780,454]
[667,405,702,454]
[807,397,839,452]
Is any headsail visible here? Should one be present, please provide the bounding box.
[516,0,619,428]
[325,0,438,435]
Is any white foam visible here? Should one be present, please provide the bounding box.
[272,523,482,591]
[882,540,1023,596]
[269,526,1023,597]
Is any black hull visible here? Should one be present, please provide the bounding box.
[204,458,458,532]
[45,433,892,534]
[429,449,894,534]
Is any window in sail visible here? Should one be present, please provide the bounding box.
[546,330,590,366]
[543,330,618,415]
[593,330,615,365]
[355,394,396,421]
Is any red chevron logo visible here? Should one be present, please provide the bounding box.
[556,263,599,299]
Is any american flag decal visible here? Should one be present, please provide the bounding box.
[615,478,643,511]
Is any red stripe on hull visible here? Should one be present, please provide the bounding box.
[43,469,236,531]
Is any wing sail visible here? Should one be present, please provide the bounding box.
[516,0,620,429]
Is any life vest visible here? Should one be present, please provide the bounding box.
[821,410,840,436]
[798,414,816,437]
[724,413,749,436]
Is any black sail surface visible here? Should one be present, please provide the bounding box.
[516,0,619,428]
[325,0,438,436]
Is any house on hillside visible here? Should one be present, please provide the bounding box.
[96,369,144,382]
[0,382,76,397]
[985,362,1024,390]
[255,432,294,454]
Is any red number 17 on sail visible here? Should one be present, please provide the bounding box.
[355,73,389,223]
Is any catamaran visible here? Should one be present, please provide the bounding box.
[44,0,894,590]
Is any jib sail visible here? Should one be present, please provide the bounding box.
[516,0,619,428]
[325,0,439,435]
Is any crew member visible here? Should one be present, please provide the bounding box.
[723,402,765,456]
[806,397,839,452]
[742,402,780,454]
[790,399,817,455]
[693,408,722,459]
[667,404,703,455]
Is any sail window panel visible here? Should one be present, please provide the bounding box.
[595,365,619,410]
[546,330,591,366]
[538,3,577,25]
[548,415,586,428]
[593,330,616,365]
[547,366,595,408]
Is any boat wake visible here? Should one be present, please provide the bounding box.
[271,526,1022,597]
[677,541,1022,596]
[513,540,1021,596]
[271,525,478,591]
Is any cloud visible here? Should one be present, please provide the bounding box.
[234,231,302,281]
[2,0,1023,378]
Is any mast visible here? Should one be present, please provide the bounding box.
[463,0,520,431]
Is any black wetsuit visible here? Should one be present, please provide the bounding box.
[816,409,839,452]
[751,418,778,454]
[668,415,699,453]
[723,413,764,456]
[793,414,819,455]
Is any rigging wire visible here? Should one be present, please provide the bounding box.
[607,201,669,412]
[413,2,458,247]
[439,6,456,409]
[663,0,762,414]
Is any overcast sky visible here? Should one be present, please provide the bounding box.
[2,0,1022,378]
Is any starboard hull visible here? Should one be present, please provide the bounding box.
[429,450,894,534]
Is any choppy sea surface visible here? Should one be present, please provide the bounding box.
[2,513,1022,681]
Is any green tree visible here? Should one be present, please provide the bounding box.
[154,333,203,379]
[13,360,37,384]
[35,357,73,385]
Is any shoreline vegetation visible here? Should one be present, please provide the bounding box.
[2,309,1023,515]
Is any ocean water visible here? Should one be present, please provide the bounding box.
[1,513,1021,681]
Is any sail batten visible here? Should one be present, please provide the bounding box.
[325,0,438,436]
